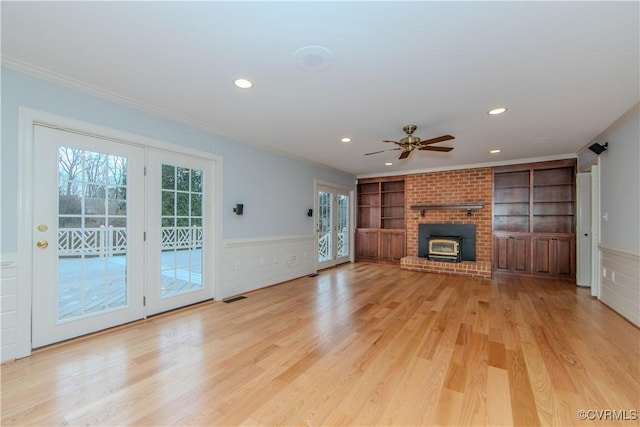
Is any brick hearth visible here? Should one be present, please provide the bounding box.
[401,167,493,279]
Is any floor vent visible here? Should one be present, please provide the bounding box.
[308,273,319,277]
[223,296,247,303]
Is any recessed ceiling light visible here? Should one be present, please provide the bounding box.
[488,107,507,115]
[234,78,253,89]
[341,137,352,143]
[385,162,393,166]
[489,149,502,154]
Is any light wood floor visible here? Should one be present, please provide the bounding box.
[2,263,639,426]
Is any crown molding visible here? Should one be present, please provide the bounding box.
[1,55,229,137]
[2,56,356,178]
[356,153,577,179]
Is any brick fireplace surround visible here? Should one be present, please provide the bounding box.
[401,167,493,278]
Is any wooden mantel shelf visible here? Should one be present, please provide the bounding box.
[410,204,484,216]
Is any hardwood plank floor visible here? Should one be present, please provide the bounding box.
[2,263,639,426]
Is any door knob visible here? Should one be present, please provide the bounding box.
[36,240,49,249]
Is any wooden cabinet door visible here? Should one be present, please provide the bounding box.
[533,236,554,276]
[533,235,575,278]
[379,231,405,263]
[554,236,575,278]
[355,230,378,260]
[494,234,530,274]
[493,235,512,273]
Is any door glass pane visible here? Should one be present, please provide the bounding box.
[318,191,333,263]
[160,164,204,298]
[337,194,349,257]
[57,146,129,321]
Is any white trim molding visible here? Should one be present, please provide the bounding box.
[356,153,577,179]
[1,253,18,362]
[221,235,316,299]
[224,234,313,249]
[598,243,640,327]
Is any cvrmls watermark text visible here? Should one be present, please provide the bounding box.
[577,409,638,421]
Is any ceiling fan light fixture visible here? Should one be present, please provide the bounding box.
[234,78,253,89]
[488,107,507,115]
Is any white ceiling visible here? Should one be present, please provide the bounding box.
[2,1,638,177]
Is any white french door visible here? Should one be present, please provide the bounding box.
[31,125,217,348]
[317,184,351,270]
[32,125,145,348]
[145,149,215,315]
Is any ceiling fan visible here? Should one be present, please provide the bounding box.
[365,125,454,159]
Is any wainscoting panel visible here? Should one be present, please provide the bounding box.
[1,253,17,363]
[221,235,316,299]
[599,244,640,326]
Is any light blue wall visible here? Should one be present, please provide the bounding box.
[1,68,355,251]
[599,106,640,252]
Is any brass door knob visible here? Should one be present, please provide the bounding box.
[36,240,49,249]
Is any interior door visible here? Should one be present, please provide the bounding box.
[317,185,351,270]
[32,125,145,348]
[576,172,592,287]
[145,149,215,315]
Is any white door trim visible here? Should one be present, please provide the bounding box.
[16,107,223,358]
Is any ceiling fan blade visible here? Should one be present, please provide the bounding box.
[420,135,455,145]
[383,140,400,144]
[399,150,411,159]
[419,146,454,152]
[364,148,401,155]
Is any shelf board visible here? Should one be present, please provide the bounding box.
[533,200,574,203]
[410,204,484,217]
[533,214,574,217]
[533,183,573,188]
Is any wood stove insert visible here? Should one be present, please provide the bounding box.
[418,224,477,262]
[426,236,463,262]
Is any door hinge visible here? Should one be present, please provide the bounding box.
[143,296,146,306]
[143,231,146,241]
[144,166,147,176]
